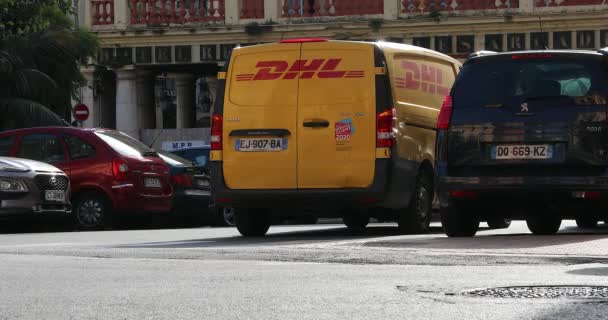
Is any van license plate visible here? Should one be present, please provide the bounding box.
[45,190,65,202]
[236,138,287,152]
[492,145,552,160]
[144,177,162,188]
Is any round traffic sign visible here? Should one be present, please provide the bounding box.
[73,103,90,122]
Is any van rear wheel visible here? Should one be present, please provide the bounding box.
[487,218,511,229]
[398,172,433,234]
[441,205,479,237]
[575,217,598,229]
[343,213,369,232]
[526,215,561,235]
[235,209,270,237]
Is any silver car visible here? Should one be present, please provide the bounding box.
[0,157,71,216]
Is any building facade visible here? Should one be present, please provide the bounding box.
[76,0,608,148]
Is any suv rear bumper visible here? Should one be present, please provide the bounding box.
[438,176,608,216]
[210,159,410,210]
[438,176,608,191]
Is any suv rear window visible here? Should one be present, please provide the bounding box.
[453,55,608,108]
[95,131,156,158]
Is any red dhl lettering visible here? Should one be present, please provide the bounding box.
[395,61,450,96]
[236,59,364,81]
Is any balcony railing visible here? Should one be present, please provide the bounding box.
[281,0,384,17]
[241,0,265,19]
[129,0,225,24]
[91,0,115,25]
[401,0,519,13]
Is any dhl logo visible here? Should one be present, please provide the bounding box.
[395,61,449,96]
[236,59,364,81]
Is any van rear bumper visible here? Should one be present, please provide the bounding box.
[210,160,396,209]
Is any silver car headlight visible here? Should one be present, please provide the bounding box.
[0,179,29,192]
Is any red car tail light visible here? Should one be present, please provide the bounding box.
[449,190,476,199]
[376,108,395,148]
[211,113,223,151]
[437,96,453,130]
[112,158,129,180]
[172,174,193,187]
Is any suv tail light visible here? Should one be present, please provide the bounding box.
[211,113,223,151]
[437,96,453,130]
[112,158,129,180]
[376,108,395,148]
[172,174,193,187]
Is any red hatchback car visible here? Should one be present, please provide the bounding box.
[0,127,173,228]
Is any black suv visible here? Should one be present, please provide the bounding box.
[436,49,608,237]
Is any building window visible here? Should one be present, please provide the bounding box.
[195,78,215,128]
[155,75,177,129]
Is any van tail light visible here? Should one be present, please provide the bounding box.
[211,113,223,151]
[437,96,453,130]
[172,174,193,187]
[376,108,395,148]
[112,158,129,180]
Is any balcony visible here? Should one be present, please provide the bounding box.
[88,0,608,28]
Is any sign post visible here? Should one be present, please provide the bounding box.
[72,104,90,124]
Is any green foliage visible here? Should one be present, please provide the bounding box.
[0,0,100,122]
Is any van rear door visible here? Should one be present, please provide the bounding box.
[222,44,300,189]
[297,42,377,188]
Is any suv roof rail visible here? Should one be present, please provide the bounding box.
[464,50,497,63]
[598,47,608,56]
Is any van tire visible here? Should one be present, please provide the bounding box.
[235,209,270,237]
[398,171,433,234]
[487,218,511,229]
[343,213,369,231]
[575,217,598,229]
[526,215,561,235]
[441,205,479,237]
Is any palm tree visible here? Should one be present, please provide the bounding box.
[0,1,100,131]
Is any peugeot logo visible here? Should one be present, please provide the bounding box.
[49,177,57,185]
[520,102,529,113]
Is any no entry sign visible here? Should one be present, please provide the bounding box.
[73,104,90,122]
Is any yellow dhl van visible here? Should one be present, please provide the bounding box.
[209,38,461,236]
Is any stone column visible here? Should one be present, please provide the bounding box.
[114,0,129,29]
[78,67,97,128]
[170,73,194,129]
[224,0,240,25]
[136,70,155,129]
[384,0,399,20]
[115,67,140,136]
[265,0,281,22]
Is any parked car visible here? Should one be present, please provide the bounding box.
[209,39,461,236]
[170,146,210,167]
[157,151,213,222]
[169,146,235,226]
[0,127,173,229]
[0,156,71,217]
[436,49,608,237]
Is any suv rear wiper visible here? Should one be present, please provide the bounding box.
[524,95,572,101]
[481,103,505,108]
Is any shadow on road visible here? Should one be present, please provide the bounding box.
[114,225,447,248]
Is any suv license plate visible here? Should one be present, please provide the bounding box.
[144,177,162,188]
[492,145,553,160]
[45,190,65,202]
[235,138,287,152]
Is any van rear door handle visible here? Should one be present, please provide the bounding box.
[229,129,291,137]
[303,120,330,128]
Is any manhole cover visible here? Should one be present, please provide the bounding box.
[462,286,608,300]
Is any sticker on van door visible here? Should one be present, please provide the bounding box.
[335,118,354,149]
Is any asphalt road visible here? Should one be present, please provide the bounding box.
[2,220,608,319]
